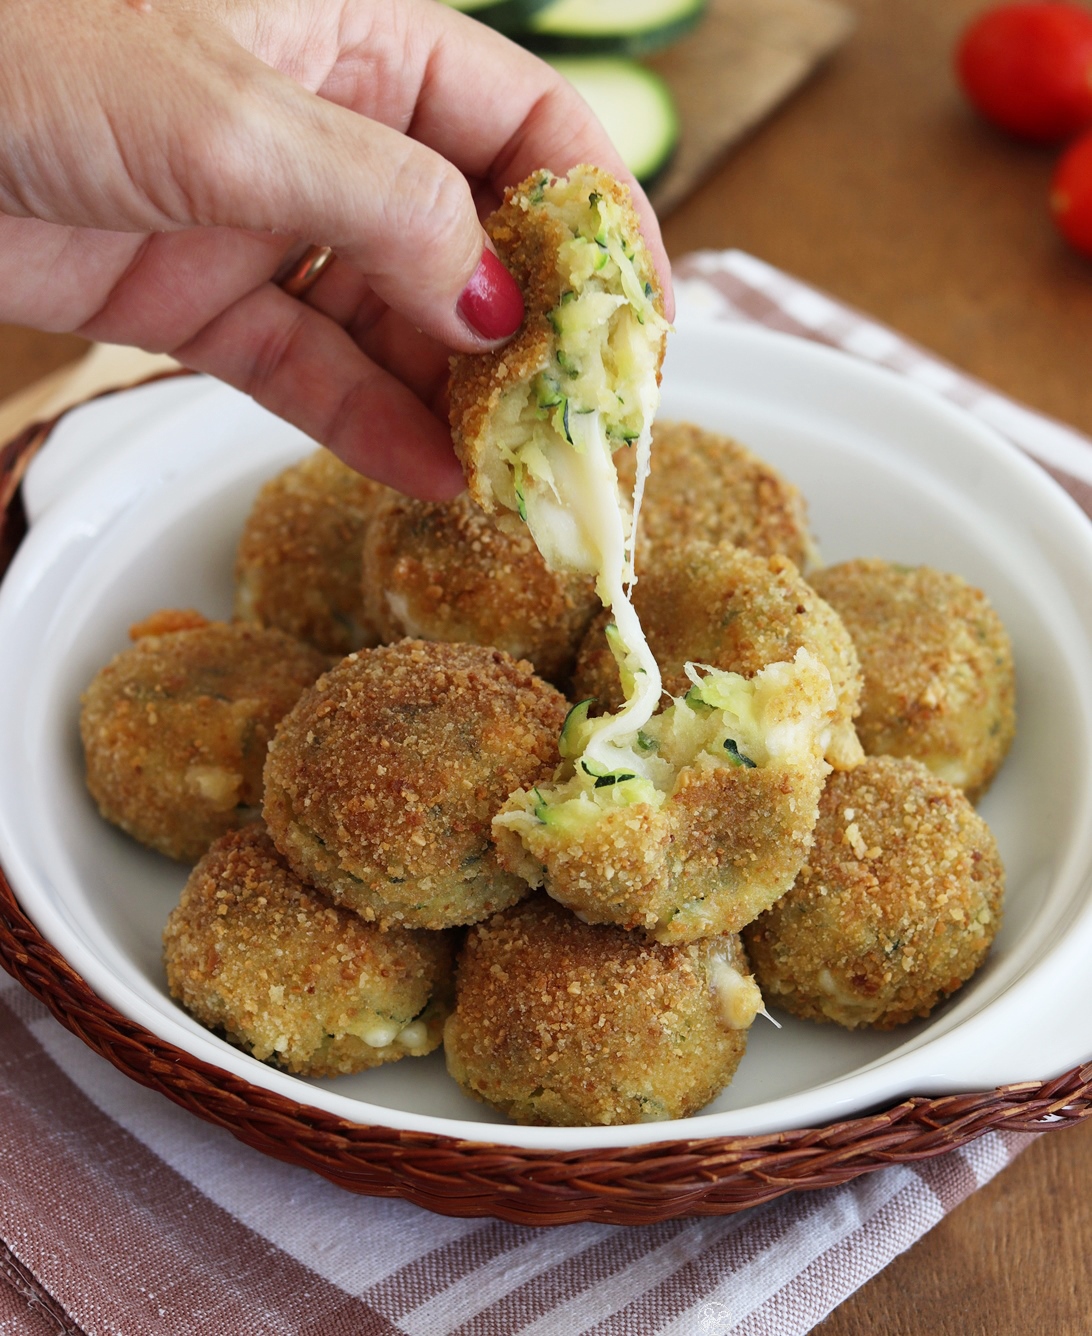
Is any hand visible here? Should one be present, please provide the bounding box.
[0,0,673,499]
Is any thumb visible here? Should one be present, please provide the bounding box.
[182,64,524,350]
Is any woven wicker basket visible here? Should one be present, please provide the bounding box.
[3,388,1092,1228]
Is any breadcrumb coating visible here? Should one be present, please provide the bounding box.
[615,421,819,571]
[80,614,328,862]
[361,490,598,687]
[809,560,1015,800]
[235,448,391,655]
[444,896,758,1126]
[129,608,210,638]
[573,540,864,770]
[163,826,455,1076]
[262,640,569,930]
[743,756,1004,1029]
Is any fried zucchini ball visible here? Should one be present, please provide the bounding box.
[444,896,762,1126]
[495,649,838,942]
[263,640,569,930]
[449,165,667,586]
[164,826,455,1076]
[808,560,1015,801]
[235,448,390,655]
[361,490,598,687]
[572,541,864,770]
[80,612,328,862]
[614,421,819,571]
[743,756,1004,1029]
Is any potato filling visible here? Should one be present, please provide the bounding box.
[475,170,670,770]
[495,647,837,839]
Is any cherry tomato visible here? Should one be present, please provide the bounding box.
[956,3,1092,142]
[1051,128,1092,253]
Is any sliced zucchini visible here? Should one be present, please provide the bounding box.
[527,0,706,56]
[439,0,554,34]
[546,56,679,186]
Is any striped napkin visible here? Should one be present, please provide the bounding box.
[5,249,1092,1336]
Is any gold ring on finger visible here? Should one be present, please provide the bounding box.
[277,244,335,299]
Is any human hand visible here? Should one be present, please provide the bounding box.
[0,0,673,499]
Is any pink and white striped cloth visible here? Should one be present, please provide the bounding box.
[672,250,1092,518]
[5,250,1091,1336]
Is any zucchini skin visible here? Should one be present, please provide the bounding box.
[440,0,554,35]
[637,150,675,196]
[524,0,708,57]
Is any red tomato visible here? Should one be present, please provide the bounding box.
[956,3,1092,142]
[1051,128,1092,253]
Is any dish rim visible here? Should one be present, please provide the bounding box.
[1,322,1092,1211]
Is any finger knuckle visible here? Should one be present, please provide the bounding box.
[385,153,477,269]
[165,74,272,227]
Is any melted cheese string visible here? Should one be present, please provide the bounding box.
[559,411,659,772]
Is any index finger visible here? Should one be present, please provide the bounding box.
[323,0,674,317]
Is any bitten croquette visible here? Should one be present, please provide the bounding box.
[495,649,839,943]
[808,559,1015,800]
[80,612,329,861]
[743,756,1004,1029]
[615,421,819,571]
[234,448,391,655]
[444,896,762,1126]
[572,540,864,770]
[361,490,599,687]
[449,165,667,580]
[164,826,455,1076]
[262,640,569,930]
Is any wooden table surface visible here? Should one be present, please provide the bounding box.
[678,2,1092,1328]
[2,0,1091,1329]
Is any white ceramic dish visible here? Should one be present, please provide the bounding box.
[2,319,1092,1154]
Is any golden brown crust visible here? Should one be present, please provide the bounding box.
[80,618,329,862]
[449,166,665,514]
[361,490,599,687]
[163,826,455,1077]
[808,559,1015,800]
[494,732,830,944]
[573,540,863,769]
[743,756,1005,1029]
[129,608,211,638]
[617,421,819,571]
[444,896,753,1125]
[234,449,391,655]
[262,640,569,930]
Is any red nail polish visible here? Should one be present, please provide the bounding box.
[457,249,524,340]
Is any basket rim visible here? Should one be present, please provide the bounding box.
[2,371,1091,1227]
[5,850,1091,1227]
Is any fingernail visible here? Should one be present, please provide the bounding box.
[457,249,524,340]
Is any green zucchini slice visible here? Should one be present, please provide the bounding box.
[440,0,554,35]
[547,56,680,186]
[526,0,707,56]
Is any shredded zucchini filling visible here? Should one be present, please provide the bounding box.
[475,171,839,842]
[480,171,669,775]
[494,648,837,839]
